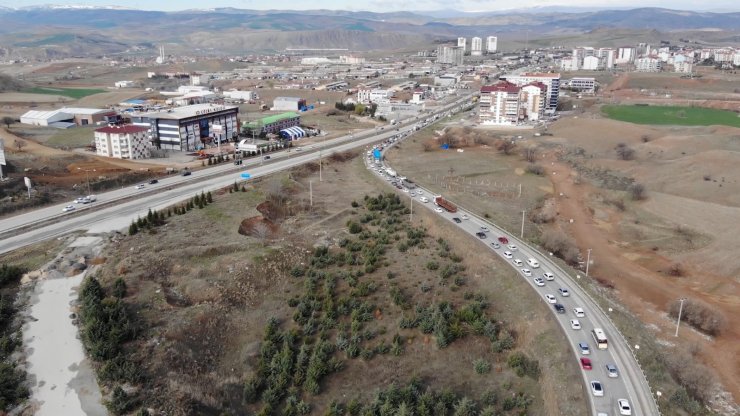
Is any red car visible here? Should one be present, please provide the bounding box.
[498,236,509,244]
[580,357,592,370]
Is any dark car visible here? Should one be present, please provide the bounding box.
[149,179,159,184]
[452,217,462,223]
[498,236,509,244]
[475,232,487,239]
[554,303,565,314]
[182,171,191,176]
[263,155,271,160]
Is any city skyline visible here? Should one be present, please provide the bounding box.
[5,0,740,12]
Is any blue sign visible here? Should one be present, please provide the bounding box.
[373,149,381,159]
[240,172,251,179]
[440,144,449,150]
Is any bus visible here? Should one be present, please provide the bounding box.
[591,328,608,350]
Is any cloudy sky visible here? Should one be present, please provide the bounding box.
[7,0,739,12]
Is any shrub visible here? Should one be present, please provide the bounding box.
[540,230,580,264]
[615,143,636,160]
[525,164,545,176]
[106,386,138,415]
[0,264,24,287]
[473,359,491,374]
[668,298,726,336]
[628,183,647,200]
[507,352,540,379]
[426,261,439,271]
[348,222,363,234]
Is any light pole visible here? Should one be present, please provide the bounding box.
[77,167,94,195]
[520,210,526,238]
[674,297,687,337]
[319,148,323,182]
[585,248,592,277]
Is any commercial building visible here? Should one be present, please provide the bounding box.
[242,112,301,136]
[486,36,498,53]
[569,77,596,94]
[436,46,464,65]
[471,37,483,56]
[20,107,116,128]
[94,125,151,159]
[272,97,307,111]
[223,90,258,101]
[635,57,662,72]
[501,72,560,113]
[114,80,135,88]
[357,89,392,104]
[130,104,239,151]
[457,37,467,51]
[434,74,460,87]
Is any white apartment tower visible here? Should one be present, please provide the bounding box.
[457,37,467,51]
[486,36,498,53]
[437,45,464,65]
[471,37,483,56]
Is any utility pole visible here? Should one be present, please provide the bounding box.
[319,149,323,182]
[674,298,687,337]
[410,194,413,222]
[585,248,592,277]
[520,210,526,238]
[309,180,313,207]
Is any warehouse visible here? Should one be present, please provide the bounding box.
[272,97,306,111]
[241,112,301,136]
[130,104,238,151]
[20,107,115,128]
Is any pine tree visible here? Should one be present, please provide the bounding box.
[147,209,154,223]
[206,191,213,203]
[201,191,207,205]
[128,222,138,235]
[167,208,172,217]
[233,181,239,192]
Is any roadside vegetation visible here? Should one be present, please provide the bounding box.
[0,264,29,411]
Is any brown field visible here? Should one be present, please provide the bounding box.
[90,153,586,415]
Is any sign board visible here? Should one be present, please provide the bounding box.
[0,139,5,166]
[24,176,32,188]
[211,124,223,133]
[240,172,251,179]
[373,149,381,160]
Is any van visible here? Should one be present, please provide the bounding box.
[526,258,540,268]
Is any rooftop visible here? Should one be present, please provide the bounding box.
[95,125,149,134]
[245,112,300,128]
[141,104,238,120]
[481,81,520,94]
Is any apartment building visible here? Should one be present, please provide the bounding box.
[635,57,662,72]
[502,72,560,112]
[479,82,521,125]
[471,37,483,56]
[673,61,693,73]
[616,47,636,64]
[94,125,151,159]
[437,45,464,65]
[457,37,467,51]
[486,36,498,53]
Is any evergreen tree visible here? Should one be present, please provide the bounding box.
[112,278,127,299]
[128,222,138,235]
[206,191,213,203]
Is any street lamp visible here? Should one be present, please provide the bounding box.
[585,248,592,277]
[674,297,687,337]
[77,167,95,195]
[520,210,526,238]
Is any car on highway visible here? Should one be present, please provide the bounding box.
[434,207,444,213]
[419,197,429,203]
[570,319,581,330]
[416,190,423,195]
[503,251,513,259]
[62,205,76,212]
[480,226,489,232]
[74,197,87,204]
[559,288,570,297]
[149,179,159,184]
[580,357,592,370]
[521,268,532,277]
[526,258,540,268]
[618,399,632,415]
[263,155,271,160]
[573,307,585,317]
[554,303,565,313]
[578,342,591,355]
[498,236,509,244]
[606,364,619,378]
[507,244,518,251]
[543,272,555,281]
[533,277,545,287]
[460,213,468,220]
[490,242,500,249]
[452,217,462,223]
[135,184,145,190]
[590,381,604,397]
[545,294,556,303]
[402,188,409,193]
[475,232,487,239]
[512,259,523,267]
[182,171,191,176]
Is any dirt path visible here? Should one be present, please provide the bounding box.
[545,154,740,403]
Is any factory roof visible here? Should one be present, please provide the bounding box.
[142,104,238,120]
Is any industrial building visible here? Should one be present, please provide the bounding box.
[94,125,151,159]
[130,104,239,151]
[20,107,116,128]
[242,112,302,137]
[272,97,307,111]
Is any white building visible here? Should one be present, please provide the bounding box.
[597,48,616,69]
[356,89,392,104]
[20,107,113,127]
[471,37,483,56]
[635,57,662,72]
[581,56,602,70]
[434,74,460,87]
[734,53,740,66]
[437,46,464,65]
[114,80,134,88]
[520,83,546,121]
[486,36,498,53]
[479,82,521,125]
[616,47,636,64]
[94,125,151,159]
[673,61,693,73]
[272,97,306,111]
[569,77,596,94]
[223,90,258,101]
[501,72,561,112]
[560,58,577,71]
[457,37,467,51]
[339,55,366,64]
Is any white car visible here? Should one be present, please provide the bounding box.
[434,207,444,213]
[573,307,585,318]
[512,259,523,267]
[507,244,518,251]
[416,190,423,195]
[521,268,532,277]
[559,288,570,297]
[526,258,540,268]
[543,272,555,281]
[618,399,632,415]
[545,294,556,304]
[590,381,604,397]
[135,184,145,190]
[503,251,513,259]
[74,197,87,204]
[402,188,409,193]
[419,197,429,203]
[533,277,545,287]
[460,213,469,220]
[578,342,590,355]
[570,319,581,330]
[62,205,76,212]
[480,226,489,232]
[606,364,619,378]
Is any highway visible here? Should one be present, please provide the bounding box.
[372,142,661,416]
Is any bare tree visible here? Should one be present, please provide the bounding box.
[2,116,14,129]
[496,139,517,155]
[523,146,538,163]
[615,143,635,160]
[252,222,271,243]
[628,183,647,200]
[13,138,27,151]
[267,177,287,207]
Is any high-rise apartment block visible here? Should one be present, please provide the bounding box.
[436,45,464,65]
[457,37,467,51]
[471,37,483,56]
[486,36,498,53]
[501,73,561,113]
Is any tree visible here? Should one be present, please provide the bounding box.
[496,139,516,155]
[13,139,27,152]
[1,116,14,129]
[523,146,538,163]
[112,278,127,299]
[615,143,635,160]
[628,183,647,200]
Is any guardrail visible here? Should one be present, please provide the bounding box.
[378,122,662,416]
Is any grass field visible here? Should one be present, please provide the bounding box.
[22,86,106,99]
[46,126,96,148]
[602,104,740,128]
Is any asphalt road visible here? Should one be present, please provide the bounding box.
[371,146,661,416]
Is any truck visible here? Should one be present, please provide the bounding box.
[433,195,457,213]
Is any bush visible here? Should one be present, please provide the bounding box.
[628,183,647,200]
[615,143,636,160]
[540,230,580,264]
[348,222,363,234]
[473,359,491,374]
[0,264,24,287]
[426,261,439,271]
[525,164,544,176]
[668,298,726,336]
[106,386,138,415]
[507,352,540,379]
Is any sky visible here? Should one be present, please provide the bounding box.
[6,0,739,12]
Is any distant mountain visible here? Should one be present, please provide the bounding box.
[0,7,737,58]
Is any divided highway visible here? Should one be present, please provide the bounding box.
[372,142,660,416]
